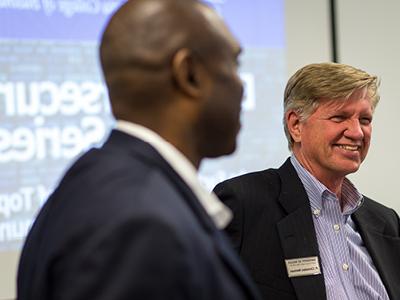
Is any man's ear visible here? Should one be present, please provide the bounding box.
[286,110,302,143]
[171,48,205,98]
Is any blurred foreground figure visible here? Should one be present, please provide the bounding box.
[215,63,400,300]
[17,0,261,299]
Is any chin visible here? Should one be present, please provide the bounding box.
[205,141,237,158]
[337,164,361,176]
[222,139,238,155]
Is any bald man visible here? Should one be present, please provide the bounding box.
[17,0,261,299]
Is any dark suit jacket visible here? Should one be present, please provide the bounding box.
[17,130,261,300]
[214,158,400,300]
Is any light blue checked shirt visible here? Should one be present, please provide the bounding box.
[290,156,389,300]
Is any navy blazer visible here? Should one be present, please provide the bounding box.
[214,158,400,300]
[17,130,261,300]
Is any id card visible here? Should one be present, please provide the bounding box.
[285,256,321,278]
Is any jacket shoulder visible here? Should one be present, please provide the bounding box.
[214,169,281,198]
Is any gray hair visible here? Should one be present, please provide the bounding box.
[283,62,380,149]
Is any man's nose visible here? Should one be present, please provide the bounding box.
[344,118,364,140]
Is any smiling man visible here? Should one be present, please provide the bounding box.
[214,63,400,300]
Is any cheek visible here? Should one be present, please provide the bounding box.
[300,124,326,145]
[195,101,239,157]
[361,127,372,157]
[363,126,372,143]
[226,75,244,107]
[217,77,243,119]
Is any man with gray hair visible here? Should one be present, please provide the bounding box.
[214,62,400,299]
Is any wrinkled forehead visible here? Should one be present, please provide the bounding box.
[195,3,241,53]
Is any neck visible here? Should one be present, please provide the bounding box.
[292,152,344,199]
[320,177,344,199]
[118,98,202,168]
[154,124,202,170]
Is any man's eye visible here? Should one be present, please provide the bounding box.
[360,118,372,125]
[330,116,345,122]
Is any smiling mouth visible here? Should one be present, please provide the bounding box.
[336,144,360,151]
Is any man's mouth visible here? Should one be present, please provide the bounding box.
[336,144,360,151]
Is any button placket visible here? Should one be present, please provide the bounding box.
[324,193,353,282]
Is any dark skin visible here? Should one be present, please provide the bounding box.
[100,0,242,169]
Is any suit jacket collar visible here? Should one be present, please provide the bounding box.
[276,158,327,300]
[277,158,312,214]
[103,130,262,300]
[353,202,386,232]
[103,129,217,232]
[115,122,232,229]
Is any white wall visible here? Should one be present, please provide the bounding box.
[285,0,331,75]
[337,0,400,214]
[0,252,19,300]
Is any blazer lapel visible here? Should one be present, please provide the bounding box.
[276,159,327,300]
[354,201,400,299]
[105,130,261,299]
[145,140,261,299]
[104,130,217,232]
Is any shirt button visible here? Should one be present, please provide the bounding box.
[342,263,349,271]
[313,209,321,217]
[333,224,340,231]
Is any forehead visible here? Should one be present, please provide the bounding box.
[317,88,373,112]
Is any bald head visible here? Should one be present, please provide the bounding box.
[100,0,235,119]
[101,0,195,70]
[100,0,242,166]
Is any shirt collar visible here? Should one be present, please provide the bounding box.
[116,120,232,229]
[290,155,363,216]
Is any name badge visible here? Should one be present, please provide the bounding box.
[285,256,321,278]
